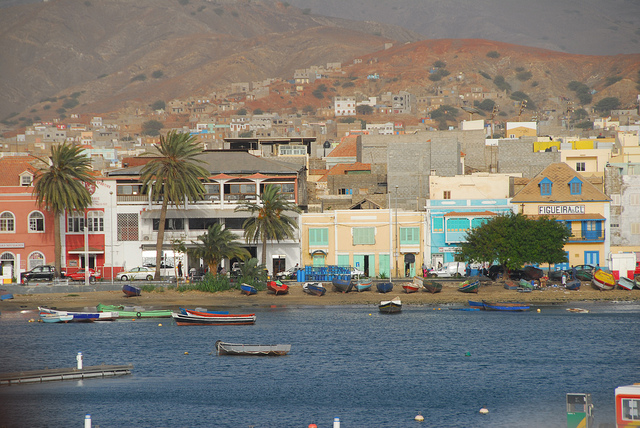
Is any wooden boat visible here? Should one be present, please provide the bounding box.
[566,308,590,313]
[172,311,256,326]
[266,280,289,295]
[240,283,257,295]
[565,279,581,291]
[402,282,420,293]
[96,303,173,318]
[302,282,326,296]
[458,280,479,293]
[331,276,353,293]
[354,278,373,292]
[1,293,14,301]
[378,297,402,314]
[423,279,443,294]
[481,301,530,312]
[522,265,544,280]
[503,280,519,290]
[617,276,636,291]
[376,282,393,293]
[182,308,229,315]
[39,312,74,323]
[122,283,141,297]
[215,340,290,356]
[518,279,534,290]
[468,300,484,309]
[591,268,616,290]
[38,307,106,322]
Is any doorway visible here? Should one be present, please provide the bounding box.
[272,257,285,276]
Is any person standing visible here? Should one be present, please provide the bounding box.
[177,261,183,278]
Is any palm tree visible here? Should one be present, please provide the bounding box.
[234,184,301,267]
[186,224,250,274]
[32,143,95,278]
[140,130,209,280]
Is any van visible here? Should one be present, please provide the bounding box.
[429,262,466,278]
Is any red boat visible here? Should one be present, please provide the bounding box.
[173,308,257,326]
[402,283,420,293]
[266,280,289,295]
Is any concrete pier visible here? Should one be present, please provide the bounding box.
[0,364,133,386]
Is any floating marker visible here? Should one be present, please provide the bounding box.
[479,407,489,414]
[308,425,318,428]
[77,352,83,370]
[415,413,424,421]
[333,417,340,428]
[84,414,91,428]
[537,308,541,313]
[368,313,372,316]
[465,351,471,357]
[184,351,189,355]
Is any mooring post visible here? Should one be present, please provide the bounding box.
[76,352,83,370]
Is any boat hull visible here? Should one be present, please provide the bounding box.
[402,284,419,293]
[122,284,141,297]
[617,276,636,291]
[591,269,616,290]
[215,340,290,356]
[378,297,402,314]
[240,284,257,295]
[266,281,289,295]
[96,304,172,318]
[458,280,479,293]
[376,282,393,293]
[482,301,530,311]
[354,279,372,292]
[303,282,326,296]
[565,279,581,291]
[423,280,443,294]
[172,312,256,326]
[39,313,74,323]
[331,277,353,293]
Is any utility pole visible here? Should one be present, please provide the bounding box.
[395,185,399,279]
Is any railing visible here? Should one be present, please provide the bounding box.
[567,230,605,242]
[117,194,148,203]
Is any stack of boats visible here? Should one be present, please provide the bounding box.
[590,268,640,291]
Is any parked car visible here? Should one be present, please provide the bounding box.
[117,267,155,281]
[548,264,595,281]
[275,266,300,280]
[429,262,466,278]
[21,265,60,284]
[350,267,365,278]
[65,269,101,283]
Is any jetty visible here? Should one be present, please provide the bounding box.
[0,364,133,386]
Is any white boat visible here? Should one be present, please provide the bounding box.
[215,340,291,356]
[39,312,74,323]
[378,297,402,314]
[617,276,637,291]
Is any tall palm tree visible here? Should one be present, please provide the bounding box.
[140,130,209,280]
[235,184,301,267]
[32,143,95,278]
[187,224,250,274]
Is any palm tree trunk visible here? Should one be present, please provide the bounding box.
[261,231,267,268]
[54,209,62,279]
[154,198,169,281]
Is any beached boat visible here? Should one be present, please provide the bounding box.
[591,268,616,291]
[378,297,402,314]
[96,303,173,318]
[215,340,290,356]
[266,280,289,295]
[617,276,637,291]
[240,283,257,295]
[354,278,373,292]
[503,280,519,290]
[468,300,484,309]
[402,280,421,293]
[1,293,14,301]
[423,279,443,294]
[122,283,141,297]
[172,311,256,326]
[376,282,393,293]
[518,279,535,290]
[522,265,544,280]
[565,279,581,291]
[302,282,326,296]
[39,312,74,323]
[331,276,353,293]
[458,280,479,293]
[481,301,530,312]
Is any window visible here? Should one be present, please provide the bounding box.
[224,218,247,230]
[631,194,640,206]
[224,183,256,201]
[67,212,85,233]
[540,177,552,196]
[443,191,451,200]
[152,218,184,231]
[622,398,640,421]
[189,218,218,230]
[28,252,44,270]
[447,218,470,231]
[400,227,420,245]
[611,194,620,206]
[203,183,220,201]
[21,174,33,186]
[117,213,138,241]
[338,188,352,195]
[279,145,306,156]
[28,211,44,232]
[87,211,104,232]
[353,227,375,245]
[0,212,15,232]
[117,184,144,196]
[632,223,640,235]
[575,162,586,172]
[260,183,295,200]
[309,228,329,246]
[569,177,582,195]
[432,217,444,232]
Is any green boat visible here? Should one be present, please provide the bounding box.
[96,303,172,318]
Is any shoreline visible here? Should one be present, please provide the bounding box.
[1,280,638,312]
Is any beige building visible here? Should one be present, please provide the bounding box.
[428,172,518,201]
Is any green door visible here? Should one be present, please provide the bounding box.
[379,254,390,278]
[337,254,350,268]
[353,255,365,274]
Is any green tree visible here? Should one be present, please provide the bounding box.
[237,108,248,115]
[141,120,164,136]
[253,108,264,115]
[32,143,95,278]
[476,99,496,112]
[237,258,268,288]
[433,60,446,68]
[594,97,621,112]
[486,50,500,58]
[356,105,373,115]
[493,75,511,91]
[234,184,301,266]
[141,131,209,280]
[187,223,250,274]
[510,91,536,110]
[151,100,165,111]
[151,70,164,79]
[516,71,532,81]
[530,217,572,269]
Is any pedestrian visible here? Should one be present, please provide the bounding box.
[561,272,567,286]
[177,261,183,278]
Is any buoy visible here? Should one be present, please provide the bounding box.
[368,313,372,316]
[308,424,318,428]
[333,417,340,428]
[537,308,541,313]
[158,323,162,326]
[184,351,189,355]
[415,413,424,421]
[132,318,136,321]
[479,407,489,414]
[465,351,471,357]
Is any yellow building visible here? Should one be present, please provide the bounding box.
[300,209,426,278]
[511,162,611,269]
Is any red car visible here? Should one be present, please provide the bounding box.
[66,269,101,283]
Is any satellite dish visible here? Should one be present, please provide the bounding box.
[323,141,331,149]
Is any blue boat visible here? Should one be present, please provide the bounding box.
[354,278,372,292]
[303,282,326,296]
[376,282,393,293]
[122,283,141,297]
[565,279,581,290]
[331,276,353,293]
[240,283,257,295]
[468,300,483,309]
[180,308,229,315]
[482,301,530,311]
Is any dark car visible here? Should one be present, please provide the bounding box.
[549,265,595,281]
[487,265,525,281]
[21,265,58,284]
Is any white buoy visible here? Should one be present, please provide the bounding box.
[333,417,340,428]
[415,413,424,421]
[76,352,83,370]
[84,414,91,428]
[479,407,489,414]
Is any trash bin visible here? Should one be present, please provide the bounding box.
[296,269,305,282]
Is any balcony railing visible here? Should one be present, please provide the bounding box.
[567,230,605,242]
[117,194,148,203]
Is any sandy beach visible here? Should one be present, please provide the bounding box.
[1,280,638,312]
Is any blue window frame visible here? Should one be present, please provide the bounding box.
[569,177,582,195]
[540,177,552,196]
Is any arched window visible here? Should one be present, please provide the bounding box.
[28,252,45,270]
[28,211,45,232]
[0,212,15,232]
[87,211,104,232]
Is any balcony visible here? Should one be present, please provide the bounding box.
[117,194,148,203]
[567,230,605,242]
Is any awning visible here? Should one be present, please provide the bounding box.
[68,246,104,254]
[310,249,328,255]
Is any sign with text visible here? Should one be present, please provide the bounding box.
[538,205,585,215]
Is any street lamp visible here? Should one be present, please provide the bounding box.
[109,191,114,284]
[395,185,399,279]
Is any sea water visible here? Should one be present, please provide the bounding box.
[0,302,638,427]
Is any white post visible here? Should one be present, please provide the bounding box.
[333,417,340,428]
[84,414,91,428]
[84,226,89,286]
[110,191,114,284]
[76,352,83,369]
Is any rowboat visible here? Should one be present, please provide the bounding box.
[617,276,637,291]
[402,282,420,293]
[331,276,353,293]
[378,297,402,314]
[566,308,590,313]
[266,280,289,295]
[303,282,326,296]
[481,301,530,311]
[215,340,290,356]
[354,278,372,292]
[38,307,113,322]
[503,280,519,290]
[181,308,229,315]
[518,279,534,290]
[1,293,14,301]
[240,283,257,295]
[122,283,141,297]
[376,282,393,293]
[172,310,256,326]
[565,279,581,291]
[96,303,173,318]
[39,312,74,323]
[468,300,484,309]
[458,280,479,293]
[423,279,443,294]
[591,268,616,291]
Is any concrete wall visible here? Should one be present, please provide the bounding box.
[497,139,561,178]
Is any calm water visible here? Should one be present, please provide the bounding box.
[0,301,638,427]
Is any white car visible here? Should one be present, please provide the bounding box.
[350,267,365,278]
[118,267,155,281]
[275,266,300,280]
[429,262,466,278]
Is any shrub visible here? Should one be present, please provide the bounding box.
[486,50,500,58]
[575,121,592,129]
[477,99,496,112]
[510,91,536,110]
[312,89,324,99]
[62,98,79,109]
[131,74,147,82]
[479,71,491,79]
[152,70,164,79]
[342,81,355,88]
[141,119,163,136]
[604,76,622,87]
[237,108,247,115]
[515,67,525,72]
[151,100,165,111]
[253,108,263,115]
[594,97,621,112]
[516,71,532,81]
[302,8,311,14]
[433,60,446,68]
[493,75,511,91]
[214,7,223,15]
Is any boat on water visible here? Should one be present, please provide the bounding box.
[617,276,637,291]
[565,279,581,291]
[122,283,141,297]
[96,303,173,318]
[38,307,117,322]
[331,276,353,293]
[458,279,479,293]
[266,280,289,295]
[566,308,590,313]
[39,312,74,323]
[215,340,290,356]
[354,278,373,292]
[302,282,326,296]
[591,268,616,291]
[181,308,229,315]
[172,310,256,326]
[240,283,258,295]
[378,297,402,314]
[423,279,443,294]
[481,301,530,311]
[376,282,393,293]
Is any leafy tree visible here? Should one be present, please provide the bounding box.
[568,81,592,105]
[131,74,147,82]
[479,71,491,80]
[33,143,94,278]
[356,105,373,115]
[239,131,253,138]
[253,108,264,115]
[312,89,324,99]
[573,108,588,120]
[529,217,572,268]
[187,223,250,274]
[302,105,315,114]
[493,75,511,91]
[151,100,165,111]
[430,105,459,121]
[604,76,622,87]
[510,91,536,110]
[486,50,500,58]
[594,97,621,112]
[342,81,355,88]
[141,120,164,136]
[235,184,301,266]
[433,60,446,68]
[516,71,532,81]
[476,99,496,112]
[237,108,247,115]
[151,70,164,79]
[575,121,592,129]
[141,131,209,280]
